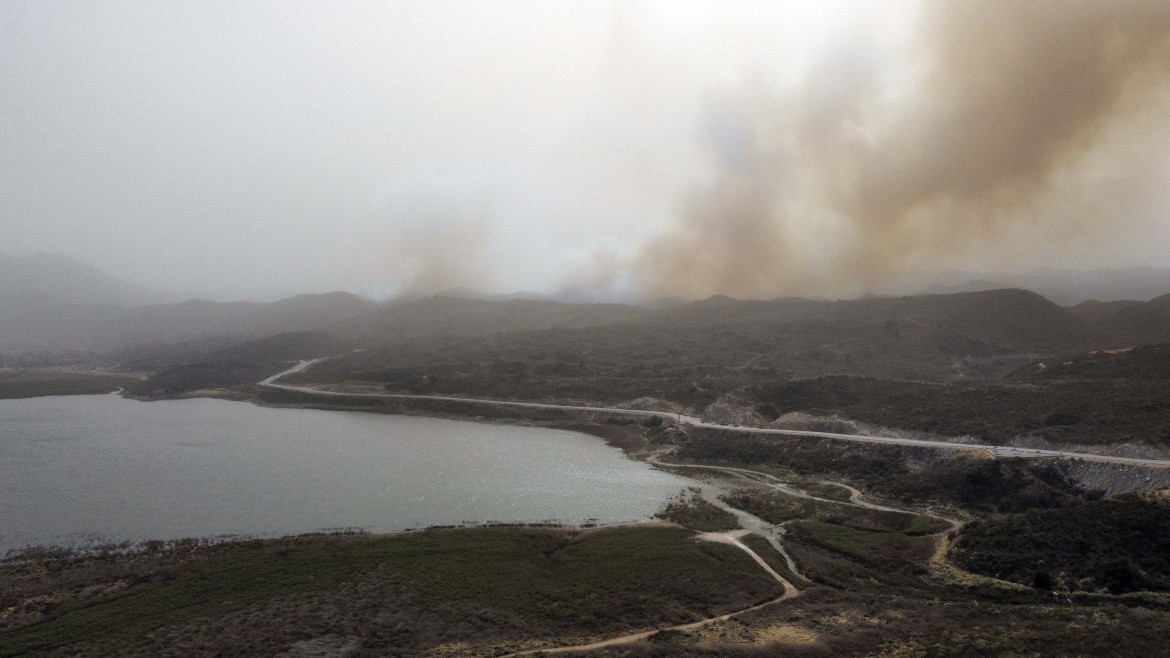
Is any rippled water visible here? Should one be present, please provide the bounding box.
[0,394,691,551]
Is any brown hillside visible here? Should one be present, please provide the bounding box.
[1069,298,1170,346]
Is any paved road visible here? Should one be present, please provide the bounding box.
[259,361,1170,470]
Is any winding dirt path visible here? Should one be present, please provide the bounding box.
[502,529,798,657]
[649,455,966,575]
[499,455,973,657]
[255,362,999,654]
[653,456,963,525]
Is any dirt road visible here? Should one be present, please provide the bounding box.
[502,529,798,657]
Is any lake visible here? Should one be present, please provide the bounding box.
[0,394,692,552]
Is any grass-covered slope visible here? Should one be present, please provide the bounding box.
[0,371,140,399]
[0,525,782,657]
[123,330,351,397]
[656,490,741,532]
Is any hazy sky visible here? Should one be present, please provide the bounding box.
[3,1,1170,300]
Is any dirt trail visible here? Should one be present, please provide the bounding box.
[693,480,805,579]
[695,529,797,597]
[258,364,980,655]
[650,455,966,576]
[651,456,961,526]
[499,455,973,657]
[654,456,975,600]
[502,529,797,657]
[501,593,791,656]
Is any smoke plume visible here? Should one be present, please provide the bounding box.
[606,0,1170,300]
[366,201,496,298]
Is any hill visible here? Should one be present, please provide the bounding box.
[245,290,1170,449]
[656,289,1101,352]
[1070,297,1170,346]
[0,253,177,306]
[952,491,1170,593]
[270,289,1105,414]
[123,331,356,398]
[117,292,378,345]
[23,287,1160,449]
[0,291,378,352]
[916,267,1170,305]
[331,296,647,343]
[1012,343,1170,383]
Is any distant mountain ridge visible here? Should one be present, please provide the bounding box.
[332,296,647,343]
[3,284,1159,355]
[0,253,180,306]
[1068,293,1170,347]
[3,254,1169,355]
[650,288,1105,354]
[917,267,1170,305]
[0,289,379,352]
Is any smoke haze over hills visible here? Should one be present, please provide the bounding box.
[2,1,1169,301]
[598,0,1170,300]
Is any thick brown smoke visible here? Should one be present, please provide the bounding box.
[371,205,495,298]
[616,0,1170,300]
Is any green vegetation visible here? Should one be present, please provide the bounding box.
[607,491,1170,656]
[8,288,1170,654]
[0,371,139,399]
[791,481,853,502]
[656,490,741,532]
[72,289,1170,451]
[738,534,810,590]
[870,455,1090,512]
[906,513,950,535]
[278,289,1105,411]
[748,368,1170,447]
[951,491,1170,593]
[789,520,934,565]
[0,525,782,656]
[779,520,950,602]
[722,489,950,535]
[123,331,351,398]
[125,358,278,397]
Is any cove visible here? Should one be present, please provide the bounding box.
[0,394,691,552]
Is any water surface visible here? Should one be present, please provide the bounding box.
[0,394,690,551]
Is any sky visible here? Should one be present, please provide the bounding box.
[2,1,1170,301]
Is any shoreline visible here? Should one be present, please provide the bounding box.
[0,389,698,559]
[2,519,684,566]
